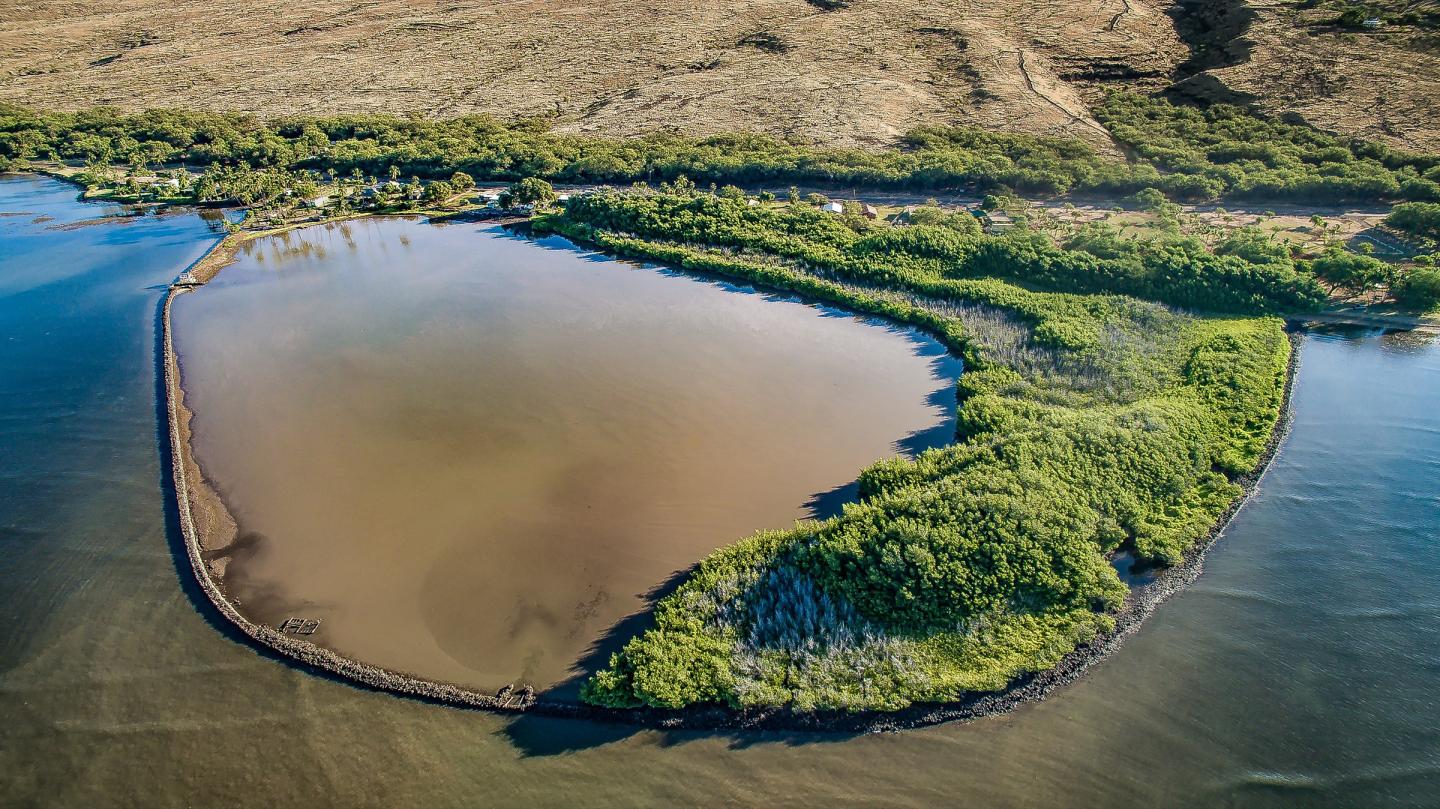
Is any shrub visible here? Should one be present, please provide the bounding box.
[1395,266,1440,310]
[1387,202,1440,243]
[533,190,1296,711]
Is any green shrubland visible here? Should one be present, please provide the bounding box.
[1387,202,1440,244]
[3,94,1438,203]
[530,188,1295,711]
[1094,93,1440,202]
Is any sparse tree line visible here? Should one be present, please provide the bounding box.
[3,92,1439,204]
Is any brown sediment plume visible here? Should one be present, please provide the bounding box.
[161,232,1302,732]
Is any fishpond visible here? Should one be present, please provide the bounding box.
[168,217,962,695]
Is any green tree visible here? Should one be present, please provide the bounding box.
[499,176,557,208]
[1307,246,1393,293]
[449,171,475,191]
[422,180,454,203]
[1395,265,1440,310]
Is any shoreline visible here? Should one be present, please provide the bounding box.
[163,218,1304,734]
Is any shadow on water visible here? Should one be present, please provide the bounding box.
[501,566,691,755]
[513,222,966,461]
[534,563,695,705]
[503,559,872,757]
[501,711,866,758]
[804,480,860,520]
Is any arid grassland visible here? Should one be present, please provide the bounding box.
[0,0,1189,150]
[1177,0,1440,152]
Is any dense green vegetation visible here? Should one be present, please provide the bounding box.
[554,190,1326,316]
[1095,93,1440,202]
[528,188,1295,711]
[1387,201,1440,244]
[3,94,1438,203]
[1395,261,1440,310]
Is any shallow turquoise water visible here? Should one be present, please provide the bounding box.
[2,174,1438,807]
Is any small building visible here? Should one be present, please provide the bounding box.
[821,201,845,215]
[981,211,1015,233]
[304,195,331,209]
[862,203,879,220]
[1362,17,1383,29]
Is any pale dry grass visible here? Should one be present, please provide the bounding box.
[0,0,1185,149]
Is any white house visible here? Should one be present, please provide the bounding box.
[821,201,845,214]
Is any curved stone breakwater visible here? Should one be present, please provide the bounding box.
[161,232,1301,733]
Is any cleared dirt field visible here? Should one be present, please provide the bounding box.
[0,0,1186,149]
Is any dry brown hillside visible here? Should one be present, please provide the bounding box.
[0,0,1186,149]
[1184,0,1440,153]
[2,0,1438,151]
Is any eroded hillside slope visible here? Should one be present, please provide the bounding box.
[0,0,1185,149]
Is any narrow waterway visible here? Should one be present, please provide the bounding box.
[168,216,961,694]
[2,175,1438,807]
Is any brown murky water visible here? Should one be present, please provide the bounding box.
[169,218,961,694]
